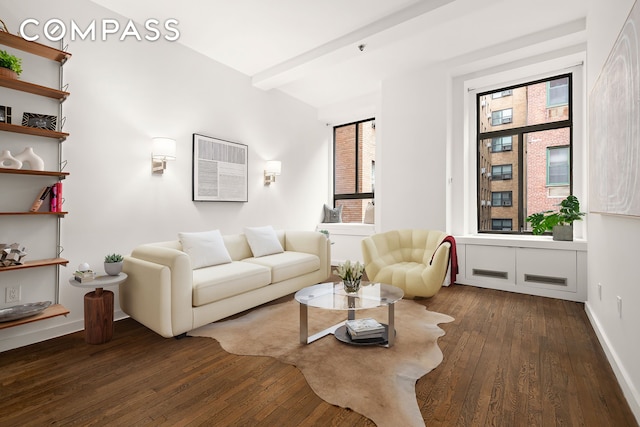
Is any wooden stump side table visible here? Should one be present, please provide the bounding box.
[69,273,128,344]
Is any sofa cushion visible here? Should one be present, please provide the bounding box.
[244,225,284,257]
[192,261,271,306]
[243,251,320,283]
[178,230,232,269]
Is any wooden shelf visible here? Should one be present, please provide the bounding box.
[0,32,71,63]
[0,168,69,178]
[0,258,69,272]
[0,304,69,329]
[0,211,67,216]
[0,122,68,141]
[0,75,69,100]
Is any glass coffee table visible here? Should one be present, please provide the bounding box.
[294,282,404,347]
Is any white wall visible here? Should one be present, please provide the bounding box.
[585,0,640,419]
[379,65,448,231]
[379,1,639,420]
[0,0,328,351]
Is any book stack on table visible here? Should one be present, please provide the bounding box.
[74,270,96,283]
[345,318,386,342]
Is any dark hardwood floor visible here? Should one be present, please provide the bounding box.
[1,284,637,426]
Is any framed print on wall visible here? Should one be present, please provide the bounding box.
[192,133,248,202]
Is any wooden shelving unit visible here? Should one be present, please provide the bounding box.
[0,75,69,100]
[0,122,68,141]
[0,211,68,216]
[0,32,71,63]
[0,168,69,178]
[0,258,69,272]
[0,304,70,330]
[0,32,71,328]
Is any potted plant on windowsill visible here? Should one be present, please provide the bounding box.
[526,195,585,241]
[0,49,22,80]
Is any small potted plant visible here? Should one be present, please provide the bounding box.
[334,260,365,293]
[0,50,22,79]
[526,195,585,241]
[104,253,124,276]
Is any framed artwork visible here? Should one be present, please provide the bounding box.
[589,1,640,217]
[192,133,248,202]
[0,105,12,123]
[22,113,57,131]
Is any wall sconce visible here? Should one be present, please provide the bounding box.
[264,160,281,185]
[152,137,176,174]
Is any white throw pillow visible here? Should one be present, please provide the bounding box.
[244,225,284,257]
[363,202,374,224]
[178,230,232,269]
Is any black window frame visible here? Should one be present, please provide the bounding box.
[333,117,375,209]
[477,73,573,234]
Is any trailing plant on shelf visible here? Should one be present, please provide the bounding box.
[526,195,585,240]
[0,50,22,77]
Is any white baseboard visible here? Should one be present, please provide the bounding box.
[585,302,640,423]
[0,309,130,353]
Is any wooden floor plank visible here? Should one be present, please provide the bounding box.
[0,284,637,426]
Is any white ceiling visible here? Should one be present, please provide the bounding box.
[90,0,588,110]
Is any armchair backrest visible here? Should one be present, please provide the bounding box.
[362,229,447,277]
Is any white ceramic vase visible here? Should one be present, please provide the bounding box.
[0,150,22,169]
[14,147,45,171]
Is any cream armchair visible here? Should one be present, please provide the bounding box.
[361,229,451,298]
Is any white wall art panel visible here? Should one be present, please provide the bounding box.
[590,1,640,217]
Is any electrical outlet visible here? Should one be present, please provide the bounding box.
[5,286,20,303]
[617,296,622,318]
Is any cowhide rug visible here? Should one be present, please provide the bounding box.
[189,298,453,427]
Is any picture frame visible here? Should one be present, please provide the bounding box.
[0,105,12,123]
[192,133,248,202]
[22,113,57,131]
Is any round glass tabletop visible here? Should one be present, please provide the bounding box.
[294,282,404,311]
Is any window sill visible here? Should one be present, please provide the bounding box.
[317,223,376,236]
[455,234,587,252]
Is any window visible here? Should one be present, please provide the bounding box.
[491,109,512,125]
[491,136,512,152]
[492,89,512,99]
[547,77,569,107]
[492,191,512,207]
[477,73,572,234]
[491,219,512,231]
[333,118,375,222]
[491,164,512,180]
[547,146,570,185]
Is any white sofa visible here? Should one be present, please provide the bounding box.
[120,229,331,338]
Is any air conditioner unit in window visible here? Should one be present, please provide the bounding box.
[502,117,512,124]
[486,142,492,148]
[481,99,486,107]
[487,201,492,206]
[503,201,512,206]
[504,174,512,179]
[486,173,492,178]
[481,200,486,206]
